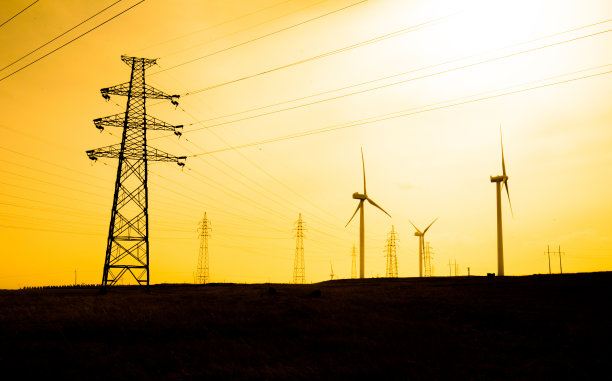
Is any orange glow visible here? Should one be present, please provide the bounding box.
[1,0,612,288]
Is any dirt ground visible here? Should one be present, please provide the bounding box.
[0,273,610,380]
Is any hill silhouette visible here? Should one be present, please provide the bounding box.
[0,273,610,379]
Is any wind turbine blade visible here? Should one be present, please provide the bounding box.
[504,179,514,217]
[500,126,507,178]
[367,197,391,218]
[361,147,367,195]
[408,220,422,234]
[345,202,362,227]
[423,217,438,234]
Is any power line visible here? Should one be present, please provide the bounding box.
[0,0,123,72]
[181,27,612,132]
[154,0,329,60]
[0,1,145,82]
[130,0,293,55]
[175,105,349,231]
[179,12,453,96]
[0,0,40,29]
[187,65,612,156]
[152,0,369,75]
[169,18,611,128]
[153,64,353,234]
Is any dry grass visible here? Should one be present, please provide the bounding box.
[1,273,610,380]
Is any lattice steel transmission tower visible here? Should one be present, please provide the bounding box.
[385,225,399,278]
[351,244,357,279]
[87,56,185,287]
[293,213,306,284]
[196,212,211,284]
[424,241,434,277]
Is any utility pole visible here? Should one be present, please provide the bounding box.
[467,267,470,276]
[385,226,399,278]
[293,213,306,284]
[330,260,334,280]
[196,212,211,284]
[448,259,452,276]
[547,245,552,274]
[87,56,185,288]
[351,244,357,279]
[557,245,564,274]
[454,259,458,276]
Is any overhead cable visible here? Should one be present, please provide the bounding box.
[0,0,123,72]
[187,65,612,156]
[0,0,145,82]
[151,0,369,75]
[0,0,39,29]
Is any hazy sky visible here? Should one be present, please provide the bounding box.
[1,0,611,288]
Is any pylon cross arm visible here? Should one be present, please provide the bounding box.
[86,144,186,165]
[93,113,183,133]
[100,83,179,101]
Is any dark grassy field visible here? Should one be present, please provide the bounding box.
[1,273,610,380]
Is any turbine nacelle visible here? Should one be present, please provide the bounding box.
[352,192,367,200]
[490,175,508,183]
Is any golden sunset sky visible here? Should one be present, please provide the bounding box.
[1,0,611,288]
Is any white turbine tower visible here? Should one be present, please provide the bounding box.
[409,218,437,277]
[490,128,513,276]
[346,148,391,279]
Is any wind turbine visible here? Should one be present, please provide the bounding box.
[345,148,392,278]
[409,218,437,277]
[490,128,513,276]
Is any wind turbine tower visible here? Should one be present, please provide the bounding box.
[196,212,211,284]
[409,218,437,277]
[490,128,513,276]
[385,226,399,278]
[346,148,392,278]
[293,213,306,284]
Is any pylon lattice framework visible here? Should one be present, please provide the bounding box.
[424,242,434,277]
[196,212,211,284]
[351,244,357,279]
[385,226,399,278]
[87,56,185,287]
[293,213,306,284]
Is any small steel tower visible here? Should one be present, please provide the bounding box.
[293,213,306,284]
[351,244,357,279]
[196,212,211,284]
[424,241,434,277]
[385,225,399,278]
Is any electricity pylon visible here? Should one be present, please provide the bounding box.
[293,213,306,284]
[424,241,433,277]
[87,56,185,288]
[351,244,357,279]
[196,212,211,284]
[385,225,399,278]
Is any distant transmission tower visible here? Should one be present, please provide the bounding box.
[293,213,306,284]
[351,244,357,279]
[86,56,185,287]
[424,241,434,277]
[196,212,211,284]
[385,225,399,278]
